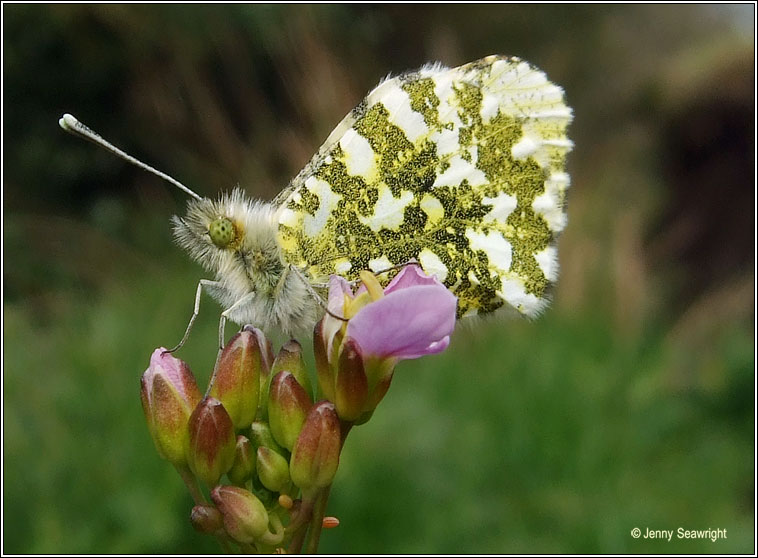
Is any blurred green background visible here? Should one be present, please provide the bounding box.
[3,4,754,554]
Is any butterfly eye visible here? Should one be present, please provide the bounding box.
[208,216,236,248]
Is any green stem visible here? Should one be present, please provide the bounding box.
[304,485,332,554]
[287,523,308,554]
[175,465,235,554]
[175,465,207,505]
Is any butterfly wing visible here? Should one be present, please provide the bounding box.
[276,55,573,318]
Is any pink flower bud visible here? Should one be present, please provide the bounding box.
[186,397,236,487]
[211,485,269,543]
[208,329,262,430]
[267,371,311,451]
[289,401,340,492]
[140,348,202,466]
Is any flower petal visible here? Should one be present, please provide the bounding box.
[346,284,457,360]
[384,262,442,294]
[327,275,353,317]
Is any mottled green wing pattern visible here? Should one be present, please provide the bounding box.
[276,55,573,318]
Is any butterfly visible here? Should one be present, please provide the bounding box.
[60,54,573,349]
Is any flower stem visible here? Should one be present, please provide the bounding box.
[175,465,234,554]
[286,499,314,554]
[304,485,331,554]
[175,465,207,505]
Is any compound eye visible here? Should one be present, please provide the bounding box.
[208,216,236,248]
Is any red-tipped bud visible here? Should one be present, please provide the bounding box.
[290,401,341,492]
[209,330,261,430]
[190,505,223,534]
[313,318,335,401]
[228,435,256,486]
[211,485,269,543]
[240,325,273,421]
[268,371,311,451]
[140,348,202,466]
[187,397,236,487]
[334,338,369,422]
[256,446,291,492]
[271,340,312,400]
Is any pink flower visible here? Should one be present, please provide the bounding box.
[315,264,457,423]
[329,264,457,361]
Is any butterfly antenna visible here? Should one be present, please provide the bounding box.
[58,113,203,201]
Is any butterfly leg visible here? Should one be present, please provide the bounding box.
[218,292,258,349]
[164,279,222,354]
[288,265,348,322]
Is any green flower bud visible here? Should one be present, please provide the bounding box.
[334,338,369,422]
[187,397,236,487]
[208,330,261,430]
[268,371,311,451]
[255,446,291,492]
[249,421,286,455]
[313,318,335,401]
[211,485,269,543]
[140,348,202,467]
[290,401,341,492]
[228,435,256,486]
[190,505,223,534]
[271,340,313,400]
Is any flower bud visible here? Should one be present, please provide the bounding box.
[208,330,261,430]
[334,338,368,422]
[290,401,341,492]
[313,318,335,402]
[240,325,273,421]
[228,435,256,486]
[268,371,311,451]
[249,421,286,455]
[271,340,312,400]
[256,446,291,492]
[211,485,269,543]
[140,348,202,466]
[187,397,236,487]
[190,505,223,534]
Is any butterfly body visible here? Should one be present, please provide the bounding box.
[172,191,322,337]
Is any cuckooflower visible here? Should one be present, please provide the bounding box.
[316,264,457,422]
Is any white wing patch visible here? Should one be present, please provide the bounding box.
[418,248,448,283]
[358,185,414,232]
[339,128,378,180]
[302,176,341,237]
